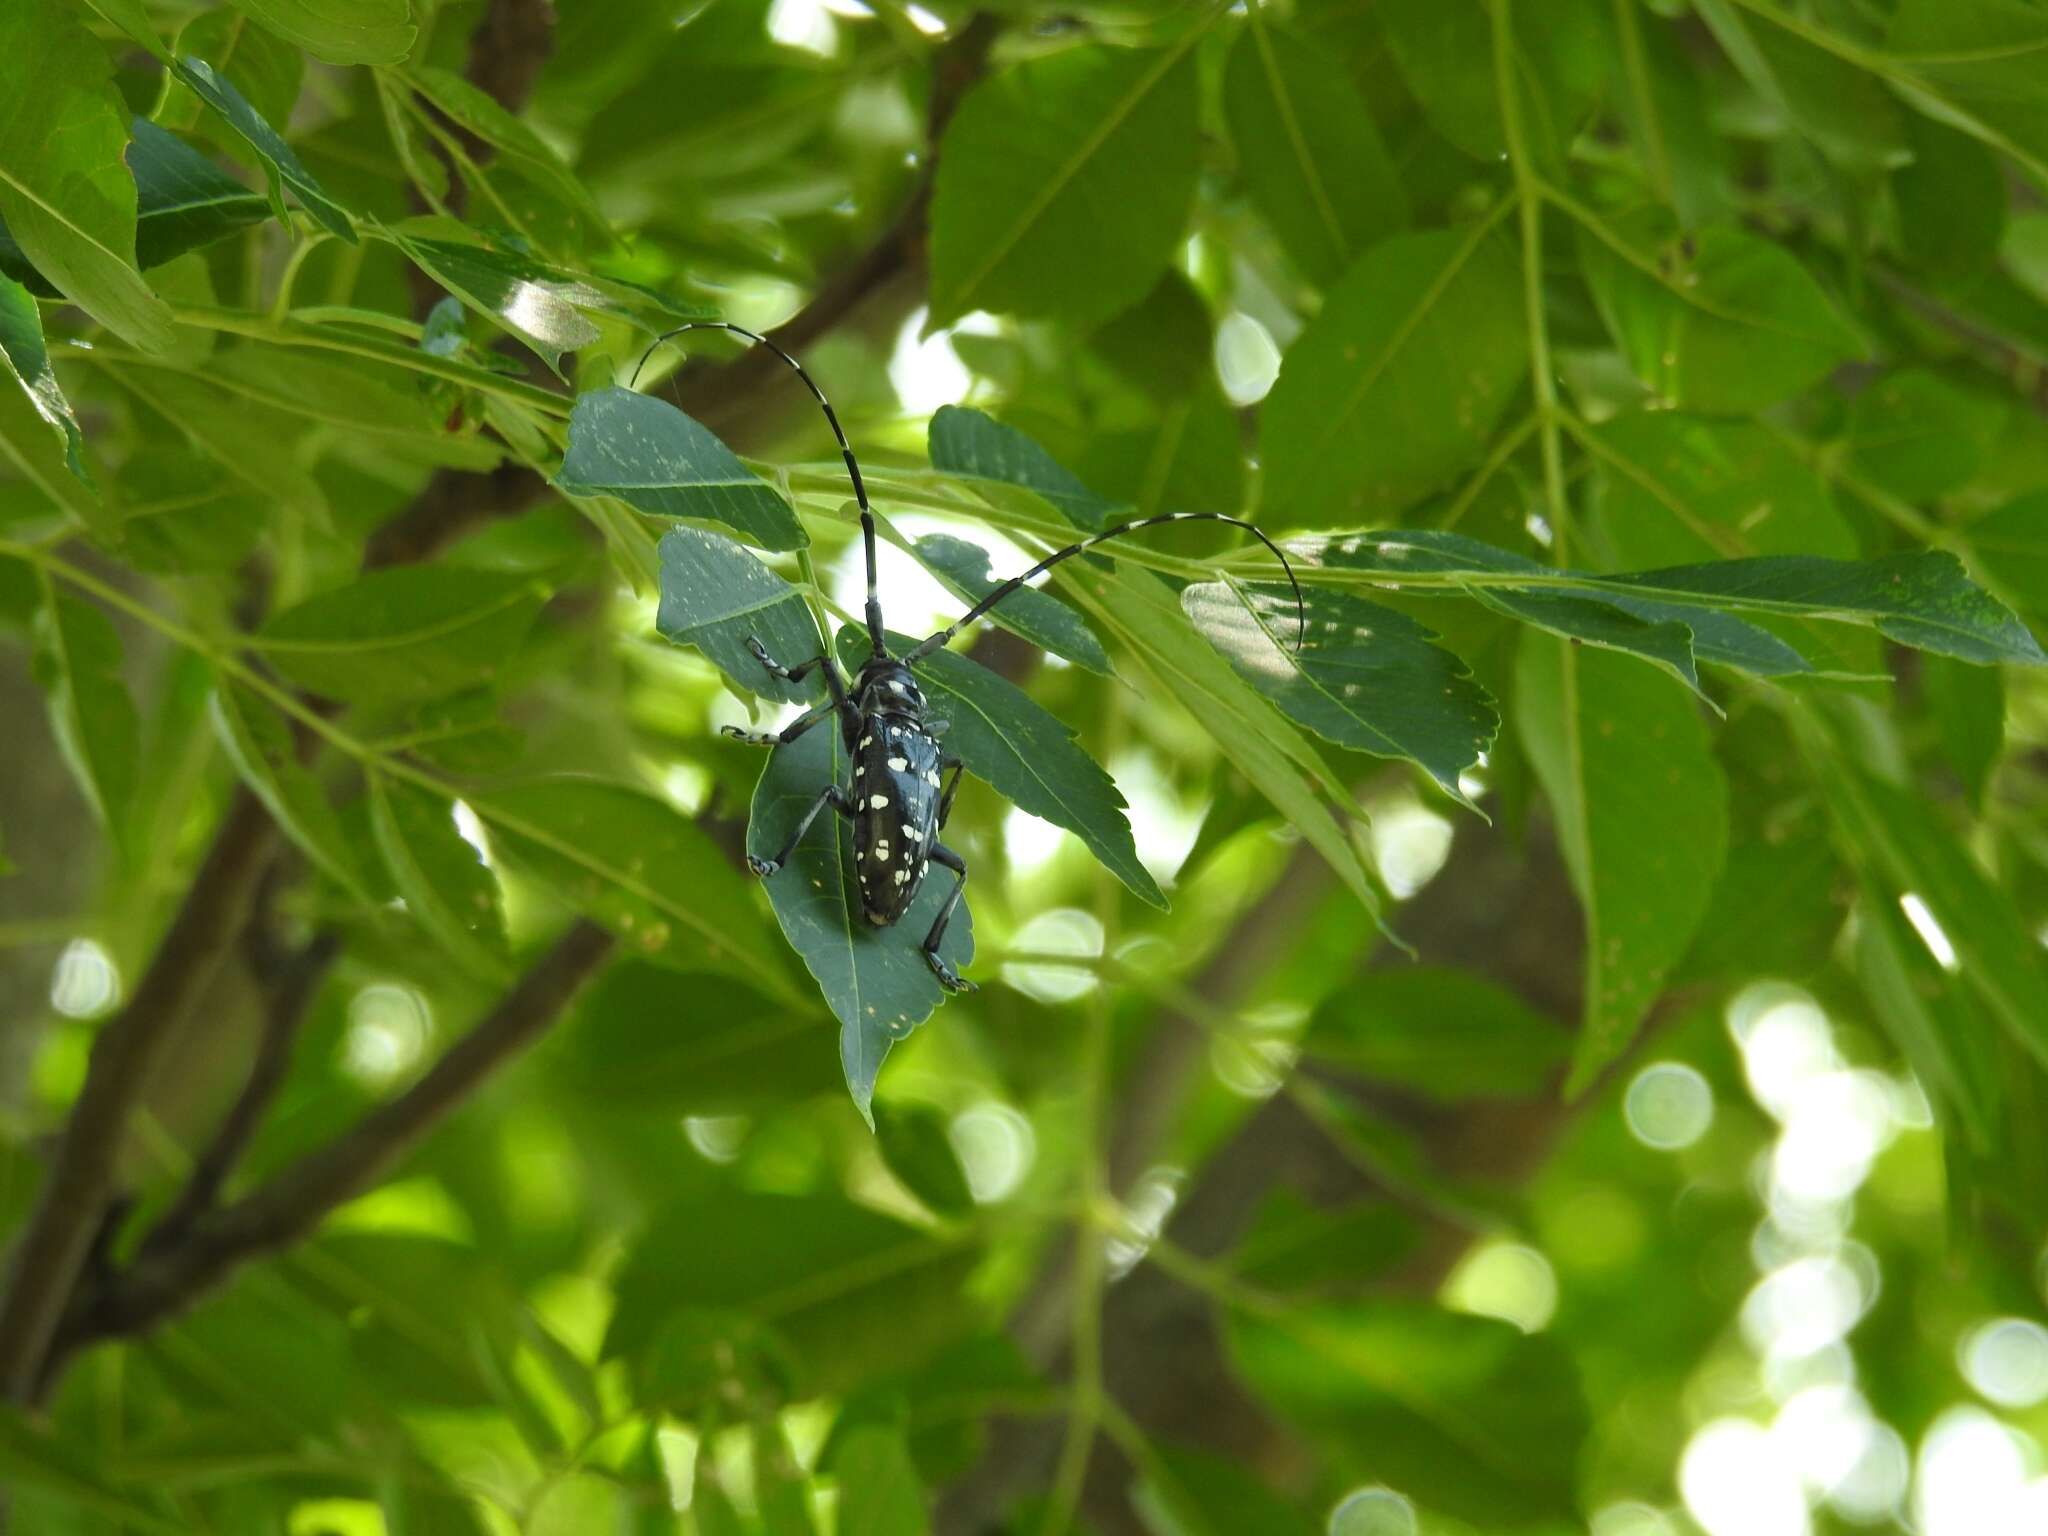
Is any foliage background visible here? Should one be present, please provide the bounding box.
[4,0,2048,1533]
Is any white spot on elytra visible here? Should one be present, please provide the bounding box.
[870,794,889,809]
[888,756,908,771]
[873,841,889,860]
[859,737,871,749]
[905,825,922,841]
[893,868,908,883]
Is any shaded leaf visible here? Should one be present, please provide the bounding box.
[930,41,1199,328]
[1516,634,1728,1095]
[1182,578,1498,807]
[109,367,325,522]
[827,1424,930,1536]
[655,525,822,705]
[1306,968,1569,1102]
[746,722,973,1124]
[256,567,546,705]
[569,962,838,1113]
[1847,369,2001,502]
[0,1411,183,1536]
[0,327,105,533]
[1694,0,1908,174]
[1820,755,2048,1074]
[839,626,1164,908]
[606,1192,975,1396]
[1886,0,2048,183]
[211,680,367,897]
[0,275,88,484]
[1924,652,2004,811]
[637,1308,799,1420]
[31,577,138,857]
[1674,825,1847,985]
[404,65,607,237]
[1578,216,1862,414]
[478,777,793,989]
[1260,226,1526,527]
[169,56,354,240]
[225,0,415,67]
[1893,114,2008,285]
[559,387,805,551]
[1227,1301,1589,1526]
[1378,0,1604,165]
[912,533,1110,675]
[368,771,509,981]
[928,405,1114,531]
[1134,1444,1316,1536]
[1223,19,1406,287]
[875,1100,975,1218]
[0,1,173,352]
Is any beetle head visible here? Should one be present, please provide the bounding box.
[855,659,926,720]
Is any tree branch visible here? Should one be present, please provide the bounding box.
[48,920,615,1369]
[0,787,277,1403]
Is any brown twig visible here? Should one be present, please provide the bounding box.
[47,920,615,1372]
[0,788,277,1403]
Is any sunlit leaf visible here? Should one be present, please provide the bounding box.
[928,405,1114,532]
[912,533,1110,675]
[169,56,354,240]
[930,41,1200,328]
[225,0,414,67]
[655,524,823,705]
[0,276,89,485]
[558,387,806,550]
[1517,634,1728,1094]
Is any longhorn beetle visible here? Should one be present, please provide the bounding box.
[635,323,1305,994]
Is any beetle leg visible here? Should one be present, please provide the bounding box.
[936,758,964,828]
[744,635,859,738]
[722,698,834,748]
[920,843,974,993]
[748,784,854,877]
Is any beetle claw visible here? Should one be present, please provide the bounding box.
[925,952,975,993]
[747,855,780,877]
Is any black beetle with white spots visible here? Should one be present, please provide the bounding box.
[636,324,1305,993]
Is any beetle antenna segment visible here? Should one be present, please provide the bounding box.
[631,322,888,658]
[903,512,1306,662]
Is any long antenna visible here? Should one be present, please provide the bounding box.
[632,322,887,658]
[904,511,1307,663]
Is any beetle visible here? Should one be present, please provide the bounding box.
[636,323,1303,994]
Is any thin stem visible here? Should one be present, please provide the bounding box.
[1611,0,1673,204]
[1438,412,1540,532]
[1491,0,1570,561]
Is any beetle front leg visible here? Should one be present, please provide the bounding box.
[743,635,859,737]
[723,698,835,748]
[749,784,854,877]
[920,842,974,993]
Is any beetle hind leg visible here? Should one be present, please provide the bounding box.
[748,784,854,877]
[921,843,974,993]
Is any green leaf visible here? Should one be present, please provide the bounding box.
[1819,754,2048,1074]
[1133,1444,1316,1536]
[477,777,793,989]
[558,387,806,551]
[1674,824,1847,985]
[368,771,509,981]
[826,1424,930,1536]
[211,680,368,897]
[1854,881,2000,1153]
[746,721,974,1124]
[911,533,1110,675]
[1693,0,1908,174]
[208,349,502,470]
[1847,369,2001,502]
[31,577,139,857]
[840,626,1165,909]
[0,0,174,352]
[1886,0,2048,184]
[1222,18,1406,288]
[0,320,104,533]
[1893,115,2008,285]
[874,1100,975,1219]
[1577,217,1862,414]
[927,405,1115,531]
[929,40,1200,328]
[1515,635,1728,1095]
[755,1419,820,1536]
[169,56,355,241]
[606,1193,974,1396]
[161,8,300,133]
[0,276,88,485]
[0,1410,184,1536]
[107,366,326,522]
[225,0,415,67]
[1259,225,1527,527]
[568,962,839,1113]
[1969,490,2048,628]
[1925,652,2004,812]
[394,234,598,369]
[1588,411,1855,566]
[75,0,171,60]
[403,66,608,237]
[1377,0,1604,166]
[655,525,823,705]
[1062,562,1388,930]
[636,1308,800,1421]
[1226,1301,1588,1526]
[1305,968,1569,1102]
[256,567,546,705]
[1183,579,1497,806]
